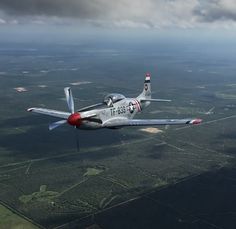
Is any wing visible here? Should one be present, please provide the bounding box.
[140,99,171,102]
[27,108,71,119]
[77,103,104,112]
[103,118,202,128]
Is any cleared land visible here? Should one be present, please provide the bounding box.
[0,43,236,228]
[0,204,39,229]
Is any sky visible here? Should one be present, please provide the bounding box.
[0,0,236,43]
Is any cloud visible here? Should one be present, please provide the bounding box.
[0,0,115,18]
[0,0,235,28]
[0,18,6,24]
[194,0,236,22]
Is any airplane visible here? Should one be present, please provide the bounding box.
[27,73,202,131]
[204,107,215,115]
[197,106,215,116]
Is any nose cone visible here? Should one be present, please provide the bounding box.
[67,113,82,126]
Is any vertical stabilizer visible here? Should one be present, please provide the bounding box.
[138,72,151,100]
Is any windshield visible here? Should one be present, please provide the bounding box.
[104,93,126,107]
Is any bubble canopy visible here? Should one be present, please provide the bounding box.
[104,93,126,107]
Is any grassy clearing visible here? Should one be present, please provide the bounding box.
[19,185,58,204]
[84,168,104,177]
[0,204,38,229]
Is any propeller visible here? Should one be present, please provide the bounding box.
[49,87,82,130]
[48,87,102,151]
[74,127,80,152]
[48,87,83,151]
[49,120,67,131]
[64,87,75,114]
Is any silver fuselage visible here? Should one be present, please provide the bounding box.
[78,98,150,129]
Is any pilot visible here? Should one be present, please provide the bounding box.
[106,97,113,107]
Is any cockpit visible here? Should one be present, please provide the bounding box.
[104,93,126,107]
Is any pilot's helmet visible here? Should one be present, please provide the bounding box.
[107,97,113,107]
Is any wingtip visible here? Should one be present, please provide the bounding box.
[191,118,202,125]
[27,108,34,112]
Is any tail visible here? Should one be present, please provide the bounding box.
[137,73,171,107]
[138,72,151,100]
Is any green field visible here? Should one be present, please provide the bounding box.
[0,204,38,229]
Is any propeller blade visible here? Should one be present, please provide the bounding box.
[74,127,80,152]
[49,120,67,131]
[64,87,75,114]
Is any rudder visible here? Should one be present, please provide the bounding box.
[139,72,151,99]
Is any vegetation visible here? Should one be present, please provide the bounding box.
[19,185,59,204]
[0,204,38,229]
[83,168,104,176]
[0,42,235,228]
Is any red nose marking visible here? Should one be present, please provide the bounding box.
[192,118,202,125]
[67,113,82,127]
